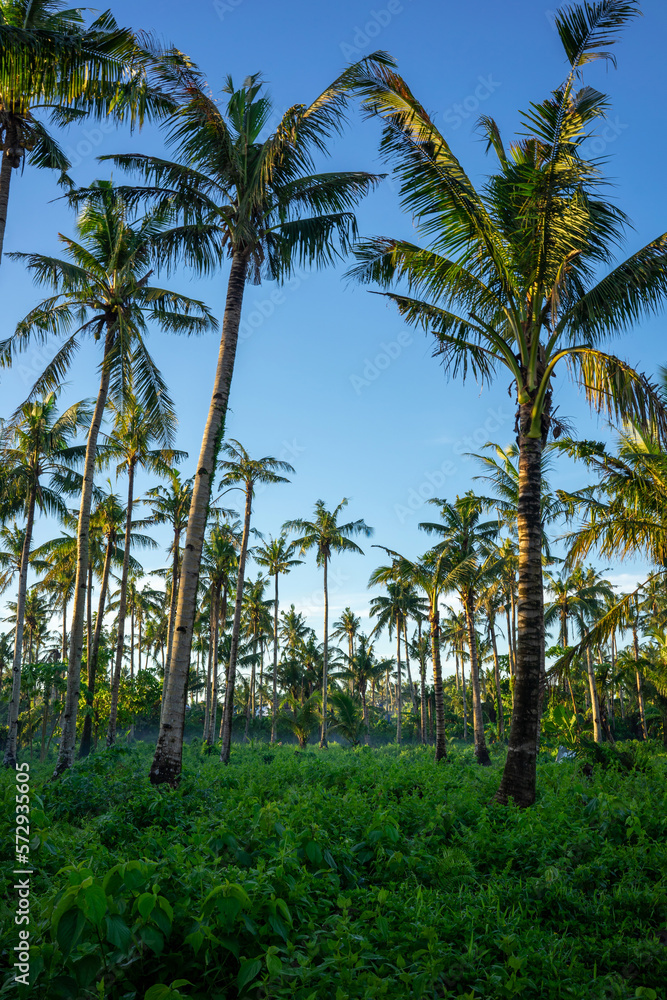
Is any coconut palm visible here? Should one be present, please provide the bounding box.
[348,1,667,805]
[143,470,193,710]
[332,608,362,665]
[240,576,273,738]
[420,493,500,765]
[338,633,391,741]
[103,395,185,748]
[284,499,372,748]
[99,59,388,785]
[0,0,183,258]
[200,519,238,744]
[253,533,302,742]
[0,183,215,775]
[1,393,88,767]
[372,544,452,761]
[218,442,293,763]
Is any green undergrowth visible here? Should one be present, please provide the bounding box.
[1,741,666,1000]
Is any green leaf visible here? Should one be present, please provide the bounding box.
[144,987,172,1000]
[237,958,262,992]
[137,892,156,920]
[56,907,86,957]
[266,951,283,976]
[105,913,132,952]
[140,924,165,954]
[82,883,107,925]
[305,841,322,865]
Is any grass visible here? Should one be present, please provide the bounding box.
[1,739,666,1000]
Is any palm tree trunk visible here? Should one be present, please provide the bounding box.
[151,252,248,785]
[395,623,402,745]
[203,637,213,738]
[586,644,602,742]
[3,484,37,768]
[403,621,417,714]
[161,529,181,720]
[495,423,543,807]
[80,534,114,758]
[489,621,504,738]
[320,556,329,748]
[0,152,14,263]
[460,652,468,741]
[61,600,68,663]
[271,572,279,743]
[220,483,252,764]
[430,605,447,762]
[206,584,220,745]
[633,623,648,740]
[464,592,490,765]
[54,330,114,777]
[86,564,93,672]
[107,460,136,747]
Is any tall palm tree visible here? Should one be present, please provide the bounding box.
[1,183,216,775]
[101,59,389,785]
[1,393,88,767]
[0,0,182,258]
[332,607,362,665]
[240,576,273,737]
[285,499,373,748]
[103,395,184,747]
[254,533,302,742]
[218,442,293,763]
[348,1,667,805]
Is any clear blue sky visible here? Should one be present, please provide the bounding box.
[2,0,664,669]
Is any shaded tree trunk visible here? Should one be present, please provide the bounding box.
[489,620,504,738]
[633,622,648,740]
[0,152,14,262]
[430,605,447,761]
[320,557,329,748]
[271,573,279,742]
[586,644,602,742]
[3,484,37,768]
[151,253,247,785]
[54,329,114,777]
[107,460,136,747]
[220,481,252,764]
[464,591,490,765]
[80,533,114,758]
[161,530,181,721]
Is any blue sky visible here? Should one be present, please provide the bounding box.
[2,0,664,670]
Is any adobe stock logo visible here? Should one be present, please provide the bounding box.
[349,332,413,395]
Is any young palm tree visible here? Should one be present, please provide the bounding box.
[0,0,182,258]
[1,393,88,767]
[348,1,667,805]
[1,183,215,775]
[100,59,389,785]
[254,533,302,742]
[284,499,373,747]
[103,396,184,748]
[332,608,362,666]
[218,442,293,764]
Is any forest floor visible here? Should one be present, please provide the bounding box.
[1,740,666,1000]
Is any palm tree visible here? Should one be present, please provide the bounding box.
[441,604,469,740]
[420,493,500,765]
[1,183,216,776]
[332,608,362,667]
[240,576,273,738]
[1,393,88,767]
[103,395,184,748]
[200,519,238,744]
[338,633,391,741]
[368,576,421,743]
[348,2,667,805]
[0,0,184,259]
[144,471,193,712]
[254,533,302,742]
[101,59,388,785]
[373,544,455,762]
[284,499,373,747]
[78,487,126,757]
[218,442,293,763]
